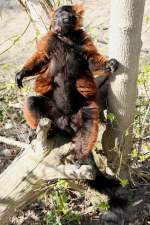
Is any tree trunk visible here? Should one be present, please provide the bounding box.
[102,0,145,179]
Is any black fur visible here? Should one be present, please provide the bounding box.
[15,5,118,160]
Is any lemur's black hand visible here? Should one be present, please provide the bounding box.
[15,70,25,88]
[106,58,119,73]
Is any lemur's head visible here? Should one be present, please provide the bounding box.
[52,4,84,35]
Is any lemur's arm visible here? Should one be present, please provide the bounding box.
[82,34,118,76]
[15,33,51,88]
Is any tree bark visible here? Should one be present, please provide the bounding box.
[102,0,145,179]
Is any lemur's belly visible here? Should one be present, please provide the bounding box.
[48,40,89,115]
[52,72,85,115]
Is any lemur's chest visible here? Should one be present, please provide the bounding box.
[48,35,86,74]
[47,36,87,114]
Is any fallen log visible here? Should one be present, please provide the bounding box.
[0,118,96,225]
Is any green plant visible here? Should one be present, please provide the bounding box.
[144,15,150,23]
[131,148,138,158]
[119,179,129,188]
[45,210,80,225]
[2,63,9,71]
[44,212,60,225]
[52,189,69,214]
[62,211,80,225]
[99,201,110,211]
[103,110,116,123]
[44,180,81,225]
[132,63,150,167]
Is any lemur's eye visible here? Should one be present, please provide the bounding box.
[63,18,69,23]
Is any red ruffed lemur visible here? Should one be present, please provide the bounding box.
[15,4,118,162]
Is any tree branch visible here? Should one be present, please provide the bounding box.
[0,136,29,149]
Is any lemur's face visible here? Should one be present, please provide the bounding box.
[52,5,84,36]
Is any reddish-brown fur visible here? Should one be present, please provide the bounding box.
[16,4,118,161]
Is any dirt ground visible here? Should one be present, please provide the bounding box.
[0,0,150,225]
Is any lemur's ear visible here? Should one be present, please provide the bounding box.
[73,3,84,16]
